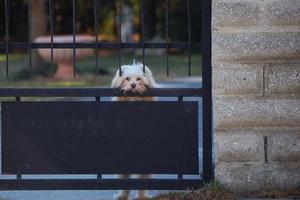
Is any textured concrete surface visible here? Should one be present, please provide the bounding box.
[269,133,300,162]
[267,0,300,26]
[214,98,300,129]
[215,132,264,162]
[265,64,300,97]
[213,0,300,191]
[213,2,259,27]
[216,162,300,191]
[213,64,263,96]
[213,32,300,61]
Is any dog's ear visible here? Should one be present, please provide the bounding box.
[111,70,123,88]
[144,66,159,88]
[141,77,151,89]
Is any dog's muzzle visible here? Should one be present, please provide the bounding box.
[131,83,136,88]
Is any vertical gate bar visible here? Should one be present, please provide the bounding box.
[118,0,122,76]
[5,0,9,77]
[28,0,32,73]
[95,96,100,102]
[165,0,169,77]
[177,93,184,180]
[49,0,54,66]
[16,96,21,102]
[93,0,99,75]
[187,0,191,76]
[202,0,213,182]
[72,0,77,77]
[16,174,22,180]
[97,174,102,179]
[140,0,145,72]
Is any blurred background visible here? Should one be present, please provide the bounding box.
[0,0,202,88]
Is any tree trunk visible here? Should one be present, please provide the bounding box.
[31,0,48,69]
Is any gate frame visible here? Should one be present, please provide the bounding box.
[0,0,212,190]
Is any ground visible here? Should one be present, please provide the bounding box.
[152,181,300,200]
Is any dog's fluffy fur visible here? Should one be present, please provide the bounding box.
[111,61,158,102]
[111,61,157,200]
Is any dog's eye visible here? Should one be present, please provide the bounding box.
[126,77,130,81]
[136,77,141,81]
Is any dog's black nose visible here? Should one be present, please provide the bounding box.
[131,83,136,88]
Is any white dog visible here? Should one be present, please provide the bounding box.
[111,61,157,200]
[111,60,158,102]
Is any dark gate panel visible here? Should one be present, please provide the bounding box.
[2,101,198,175]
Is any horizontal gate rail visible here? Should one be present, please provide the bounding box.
[0,42,201,49]
[0,88,203,97]
[0,179,203,190]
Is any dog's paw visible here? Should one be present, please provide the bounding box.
[136,193,152,200]
[114,191,130,200]
[115,195,129,200]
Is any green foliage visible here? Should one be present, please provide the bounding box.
[0,0,201,43]
[10,63,56,80]
[0,0,29,42]
[166,0,201,42]
[202,180,225,192]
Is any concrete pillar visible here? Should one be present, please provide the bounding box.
[212,0,300,191]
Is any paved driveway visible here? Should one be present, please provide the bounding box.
[0,77,203,200]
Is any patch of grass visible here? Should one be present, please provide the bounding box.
[0,53,24,62]
[202,180,225,191]
[10,63,57,80]
[152,181,237,200]
[0,75,113,88]
[76,53,202,80]
[0,52,202,88]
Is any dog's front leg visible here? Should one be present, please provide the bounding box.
[116,174,131,200]
[137,174,152,200]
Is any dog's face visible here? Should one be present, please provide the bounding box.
[115,74,150,94]
[111,62,157,95]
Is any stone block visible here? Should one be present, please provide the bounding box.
[216,162,300,191]
[214,98,300,129]
[266,0,300,26]
[212,32,300,61]
[269,133,300,162]
[215,131,264,162]
[213,2,259,27]
[266,64,300,97]
[216,163,266,191]
[213,64,263,96]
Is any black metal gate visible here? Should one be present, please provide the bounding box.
[0,0,212,190]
